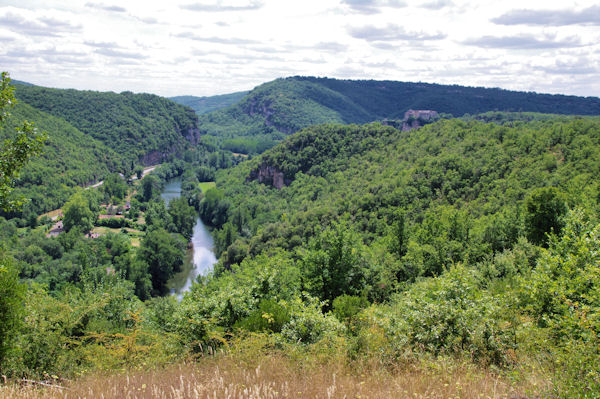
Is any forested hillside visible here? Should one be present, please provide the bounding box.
[170,91,248,115]
[0,102,120,217]
[207,116,600,269]
[14,84,201,166]
[197,76,600,154]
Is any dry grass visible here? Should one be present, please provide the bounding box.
[0,353,547,399]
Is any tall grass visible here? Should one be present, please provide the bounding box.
[1,350,548,399]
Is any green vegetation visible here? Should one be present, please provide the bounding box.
[191,116,600,397]
[0,102,120,216]
[14,83,200,167]
[197,76,600,154]
[0,80,204,219]
[2,70,600,398]
[0,73,46,212]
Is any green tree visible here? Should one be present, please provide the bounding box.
[141,175,159,202]
[138,228,185,296]
[0,254,26,369]
[524,186,567,246]
[63,192,95,233]
[145,199,169,230]
[300,222,366,308]
[168,197,196,240]
[134,165,144,180]
[0,72,46,211]
[388,209,407,257]
[102,173,127,201]
[199,188,230,227]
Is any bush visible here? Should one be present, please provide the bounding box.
[235,299,290,333]
[524,186,567,246]
[332,295,368,325]
[0,255,25,369]
[280,298,345,344]
[382,265,513,364]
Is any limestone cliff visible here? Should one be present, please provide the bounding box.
[247,164,290,189]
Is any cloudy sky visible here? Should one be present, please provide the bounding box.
[0,0,599,97]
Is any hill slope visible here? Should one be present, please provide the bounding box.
[210,115,600,269]
[15,85,201,167]
[198,76,600,153]
[170,91,248,115]
[0,102,121,215]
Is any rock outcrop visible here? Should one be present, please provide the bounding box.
[248,164,289,189]
[184,126,202,145]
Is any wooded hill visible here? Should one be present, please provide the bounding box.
[197,76,600,154]
[0,83,201,216]
[209,115,600,271]
[14,84,200,166]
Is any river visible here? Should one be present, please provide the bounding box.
[161,178,217,298]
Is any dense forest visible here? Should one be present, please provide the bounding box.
[197,76,600,154]
[2,70,600,398]
[0,102,120,218]
[14,84,200,166]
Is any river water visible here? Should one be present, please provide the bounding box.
[161,178,217,297]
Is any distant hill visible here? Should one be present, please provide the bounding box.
[198,76,600,154]
[170,91,248,115]
[10,79,34,86]
[14,85,201,167]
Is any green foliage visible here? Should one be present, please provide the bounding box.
[14,84,199,167]
[199,188,230,227]
[198,76,600,154]
[524,186,567,246]
[280,297,345,345]
[0,72,46,212]
[176,251,300,340]
[63,191,95,233]
[0,254,25,369]
[214,118,600,286]
[167,197,196,240]
[102,173,128,201]
[382,265,513,364]
[300,221,367,308]
[528,210,600,341]
[526,210,600,397]
[0,102,116,215]
[234,299,290,333]
[138,228,186,296]
[141,174,160,202]
[332,295,368,324]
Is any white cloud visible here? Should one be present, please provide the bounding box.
[0,0,599,97]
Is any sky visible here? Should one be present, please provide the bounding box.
[0,0,599,97]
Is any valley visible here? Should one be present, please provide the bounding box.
[1,72,600,399]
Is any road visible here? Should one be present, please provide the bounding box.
[85,164,159,189]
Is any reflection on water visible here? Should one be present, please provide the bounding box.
[161,178,182,205]
[161,178,217,298]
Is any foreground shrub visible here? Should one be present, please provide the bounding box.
[354,265,514,365]
[280,297,345,344]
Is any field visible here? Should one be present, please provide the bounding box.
[198,181,216,192]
